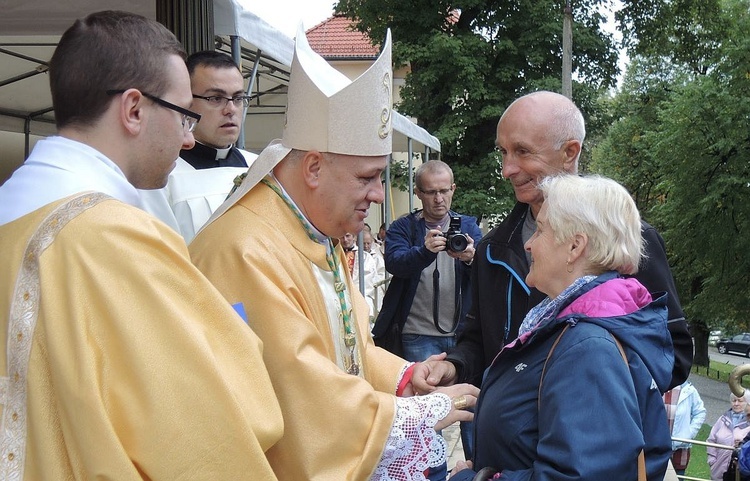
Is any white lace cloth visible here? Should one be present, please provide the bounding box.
[372,393,451,481]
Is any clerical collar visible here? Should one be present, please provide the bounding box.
[180,141,250,170]
[215,146,231,160]
[189,141,228,160]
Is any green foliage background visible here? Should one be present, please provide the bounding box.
[589,0,750,363]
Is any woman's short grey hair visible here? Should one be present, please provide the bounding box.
[539,174,643,275]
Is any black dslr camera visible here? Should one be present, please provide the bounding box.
[440,215,469,253]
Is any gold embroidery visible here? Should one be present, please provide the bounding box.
[379,72,392,139]
[1,192,110,480]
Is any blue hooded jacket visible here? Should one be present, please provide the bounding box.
[452,272,674,481]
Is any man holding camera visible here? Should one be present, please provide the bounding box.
[376,159,481,360]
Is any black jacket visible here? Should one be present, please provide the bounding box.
[446,201,693,389]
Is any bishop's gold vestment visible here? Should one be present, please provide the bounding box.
[0,194,283,480]
[190,182,410,480]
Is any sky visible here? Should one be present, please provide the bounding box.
[237,0,336,37]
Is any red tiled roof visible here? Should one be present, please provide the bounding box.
[306,15,380,59]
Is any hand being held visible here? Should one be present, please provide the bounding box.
[433,383,480,431]
[451,460,473,478]
[411,355,458,395]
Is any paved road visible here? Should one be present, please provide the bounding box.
[690,372,732,426]
[692,347,750,426]
[711,346,750,366]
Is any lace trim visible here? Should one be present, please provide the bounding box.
[0,192,109,481]
[372,393,451,481]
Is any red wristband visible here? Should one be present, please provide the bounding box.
[396,363,416,396]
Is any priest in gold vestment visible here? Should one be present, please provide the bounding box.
[190,26,479,481]
[0,12,282,480]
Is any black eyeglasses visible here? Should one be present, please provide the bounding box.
[192,94,251,109]
[106,89,201,133]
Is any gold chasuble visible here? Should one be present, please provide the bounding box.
[0,194,282,480]
[190,182,409,480]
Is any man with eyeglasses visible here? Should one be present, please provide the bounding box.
[0,11,281,480]
[182,50,255,169]
[139,50,258,243]
[374,160,481,361]
[372,160,482,478]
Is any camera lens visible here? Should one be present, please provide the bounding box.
[448,234,468,253]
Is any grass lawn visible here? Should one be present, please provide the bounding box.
[685,424,712,479]
[694,359,750,386]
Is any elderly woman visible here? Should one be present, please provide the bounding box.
[707,393,750,480]
[451,175,674,481]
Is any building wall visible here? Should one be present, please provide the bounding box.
[0,132,42,185]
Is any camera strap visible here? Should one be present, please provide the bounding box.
[432,259,460,335]
[419,210,460,334]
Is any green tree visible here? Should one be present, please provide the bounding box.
[654,1,750,325]
[617,0,727,76]
[590,55,692,213]
[595,0,750,366]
